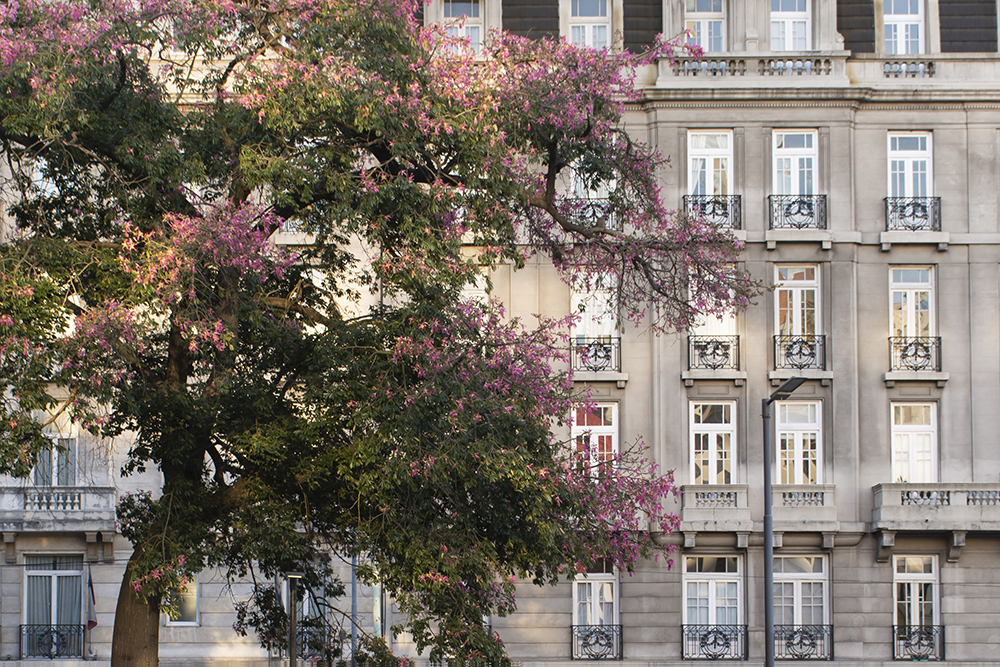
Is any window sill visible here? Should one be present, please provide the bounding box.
[766,229,833,250]
[681,370,746,386]
[769,369,832,385]
[573,371,628,388]
[884,371,949,387]
[880,231,949,251]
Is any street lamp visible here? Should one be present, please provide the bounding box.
[286,571,304,667]
[762,377,806,667]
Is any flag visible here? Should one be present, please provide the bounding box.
[87,565,98,630]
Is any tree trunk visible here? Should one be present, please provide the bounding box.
[110,549,161,667]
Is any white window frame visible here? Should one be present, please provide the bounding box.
[571,276,616,343]
[775,265,819,337]
[573,565,619,626]
[165,575,200,626]
[772,131,817,196]
[690,402,736,485]
[773,556,828,625]
[572,403,618,471]
[776,401,822,485]
[891,403,937,483]
[685,0,726,52]
[569,0,610,49]
[688,131,733,197]
[34,436,77,487]
[888,133,932,198]
[443,0,483,54]
[683,556,743,626]
[890,267,934,338]
[893,555,938,627]
[884,0,924,55]
[24,554,84,627]
[770,0,811,51]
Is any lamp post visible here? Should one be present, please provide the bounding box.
[286,571,304,667]
[762,376,806,667]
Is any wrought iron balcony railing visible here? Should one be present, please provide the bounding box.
[572,337,621,373]
[889,336,942,372]
[568,198,621,231]
[884,197,942,231]
[21,624,84,659]
[768,195,828,229]
[683,195,742,229]
[893,625,945,661]
[681,624,748,660]
[571,624,622,660]
[688,335,740,370]
[773,335,827,370]
[774,625,833,660]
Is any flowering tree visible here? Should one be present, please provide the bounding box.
[0,0,756,665]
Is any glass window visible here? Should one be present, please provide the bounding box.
[573,403,618,472]
[776,401,821,484]
[775,265,818,337]
[773,131,816,196]
[771,0,810,51]
[891,403,937,483]
[894,555,937,627]
[684,556,742,626]
[165,577,199,625]
[574,564,618,626]
[888,133,932,198]
[24,555,84,658]
[890,267,933,338]
[34,437,76,487]
[690,402,736,485]
[884,0,924,55]
[686,0,725,52]
[689,132,732,196]
[571,275,616,343]
[444,0,482,54]
[570,0,610,49]
[774,556,827,625]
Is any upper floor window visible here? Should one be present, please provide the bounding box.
[573,403,618,472]
[884,0,924,55]
[444,0,482,53]
[888,133,932,198]
[35,437,77,487]
[771,0,810,51]
[773,131,816,196]
[686,0,725,52]
[890,267,933,338]
[571,277,616,342]
[24,555,84,658]
[689,132,732,197]
[570,0,610,49]
[684,556,742,625]
[690,402,736,485]
[894,555,937,626]
[574,561,618,626]
[891,403,937,483]
[774,556,827,625]
[165,576,200,626]
[776,401,821,484]
[775,265,818,337]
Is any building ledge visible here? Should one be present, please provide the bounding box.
[873,482,1000,533]
[883,371,949,387]
[680,484,752,533]
[769,369,832,385]
[773,484,838,531]
[765,229,833,250]
[880,231,949,251]
[681,370,746,386]
[573,372,628,388]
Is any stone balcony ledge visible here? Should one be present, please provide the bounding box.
[0,486,117,533]
[680,484,752,533]
[773,484,838,532]
[873,482,1000,532]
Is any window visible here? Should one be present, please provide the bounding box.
[775,266,818,338]
[572,278,615,343]
[891,403,937,483]
[165,577,199,626]
[884,0,924,55]
[573,404,618,472]
[34,437,76,487]
[776,402,821,484]
[890,267,933,338]
[774,556,827,625]
[574,562,618,626]
[686,0,725,52]
[689,132,732,197]
[684,556,741,625]
[894,556,937,626]
[888,133,932,198]
[773,131,816,196]
[444,0,482,53]
[690,402,736,485]
[570,0,610,49]
[771,0,810,51]
[24,555,84,658]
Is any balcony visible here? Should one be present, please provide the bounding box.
[872,483,1000,532]
[773,335,826,371]
[893,625,944,661]
[571,625,622,660]
[683,195,742,229]
[688,336,739,371]
[680,485,751,533]
[21,624,84,659]
[889,336,941,372]
[0,486,117,532]
[772,484,838,531]
[768,195,828,230]
[681,625,747,660]
[884,197,942,232]
[572,337,621,373]
[568,198,621,232]
[774,625,834,660]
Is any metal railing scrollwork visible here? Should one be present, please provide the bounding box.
[681,625,747,660]
[893,625,944,661]
[572,338,621,373]
[773,335,826,370]
[768,195,828,229]
[20,625,84,659]
[774,625,833,660]
[889,336,941,372]
[683,195,742,229]
[688,336,740,370]
[571,624,623,660]
[884,197,942,231]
